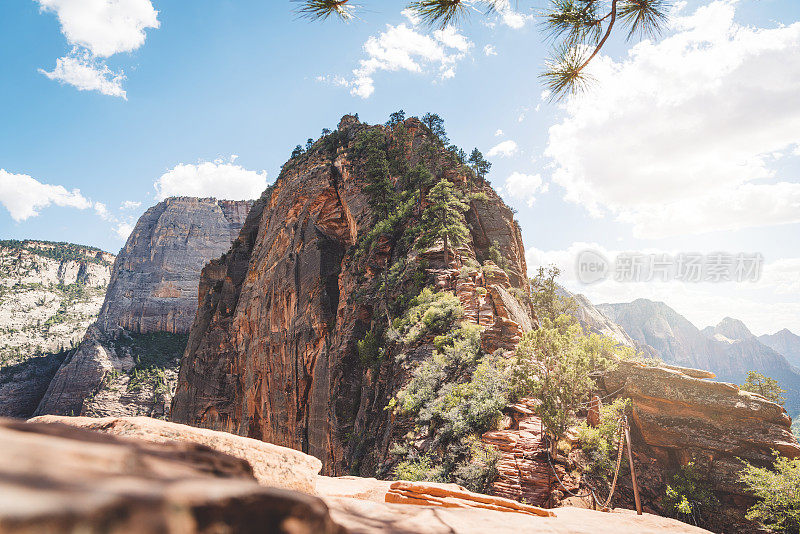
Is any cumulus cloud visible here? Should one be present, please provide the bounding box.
[525,242,800,336]
[120,200,141,210]
[39,49,126,99]
[545,1,800,238]
[339,17,472,99]
[35,0,159,57]
[484,44,497,56]
[154,157,268,200]
[487,140,518,158]
[36,0,159,98]
[502,172,547,207]
[0,169,92,221]
[490,0,533,29]
[494,129,504,137]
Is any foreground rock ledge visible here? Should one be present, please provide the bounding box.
[28,415,322,494]
[3,417,712,533]
[0,417,342,534]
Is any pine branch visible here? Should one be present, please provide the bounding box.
[407,0,469,28]
[618,0,669,40]
[294,0,354,21]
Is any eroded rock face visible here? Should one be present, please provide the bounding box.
[0,417,343,534]
[34,197,252,418]
[171,116,533,475]
[600,362,800,531]
[99,197,253,335]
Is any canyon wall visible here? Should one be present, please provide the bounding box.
[34,197,252,417]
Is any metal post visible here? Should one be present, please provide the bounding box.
[624,417,642,515]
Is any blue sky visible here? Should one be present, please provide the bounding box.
[1,0,799,334]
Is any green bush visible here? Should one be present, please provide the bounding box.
[740,453,800,533]
[398,288,464,344]
[663,462,718,527]
[576,397,630,477]
[741,371,786,406]
[394,455,444,483]
[512,314,627,442]
[357,329,382,366]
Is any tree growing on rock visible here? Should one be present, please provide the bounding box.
[415,179,469,267]
[468,148,491,180]
[740,371,786,406]
[421,112,448,144]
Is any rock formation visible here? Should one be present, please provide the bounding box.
[599,361,800,532]
[599,299,800,413]
[0,240,115,417]
[171,116,533,475]
[99,197,253,334]
[34,197,252,418]
[0,240,114,364]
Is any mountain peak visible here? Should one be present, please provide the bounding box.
[713,317,754,341]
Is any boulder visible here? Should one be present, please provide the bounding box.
[0,417,342,534]
[28,415,322,494]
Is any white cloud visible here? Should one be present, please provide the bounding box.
[494,129,504,137]
[154,157,268,200]
[487,140,518,158]
[0,169,91,221]
[492,0,533,29]
[525,242,800,336]
[93,201,111,220]
[39,49,126,99]
[120,200,141,210]
[114,222,134,240]
[483,44,497,56]
[347,22,472,99]
[503,172,547,207]
[35,0,159,57]
[545,1,800,238]
[36,0,158,97]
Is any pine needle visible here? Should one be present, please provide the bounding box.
[294,0,355,21]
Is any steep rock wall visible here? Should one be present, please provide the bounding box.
[34,197,252,417]
[171,116,533,474]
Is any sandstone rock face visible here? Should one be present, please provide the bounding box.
[99,197,252,335]
[34,197,252,418]
[0,417,343,534]
[171,116,534,475]
[30,415,323,493]
[385,480,554,516]
[600,361,800,531]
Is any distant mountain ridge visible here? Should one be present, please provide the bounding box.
[599,298,800,413]
[760,329,800,368]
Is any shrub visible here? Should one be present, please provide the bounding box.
[512,314,627,442]
[394,455,444,482]
[357,329,382,366]
[576,397,630,477]
[398,288,464,343]
[740,453,800,533]
[663,462,718,528]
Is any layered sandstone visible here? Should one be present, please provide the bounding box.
[171,116,534,475]
[34,197,252,417]
[99,197,252,334]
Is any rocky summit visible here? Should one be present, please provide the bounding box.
[32,197,252,418]
[171,115,533,475]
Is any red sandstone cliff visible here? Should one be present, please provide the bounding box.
[171,116,533,474]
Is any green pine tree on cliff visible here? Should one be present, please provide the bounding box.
[416,179,469,267]
[293,0,670,99]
